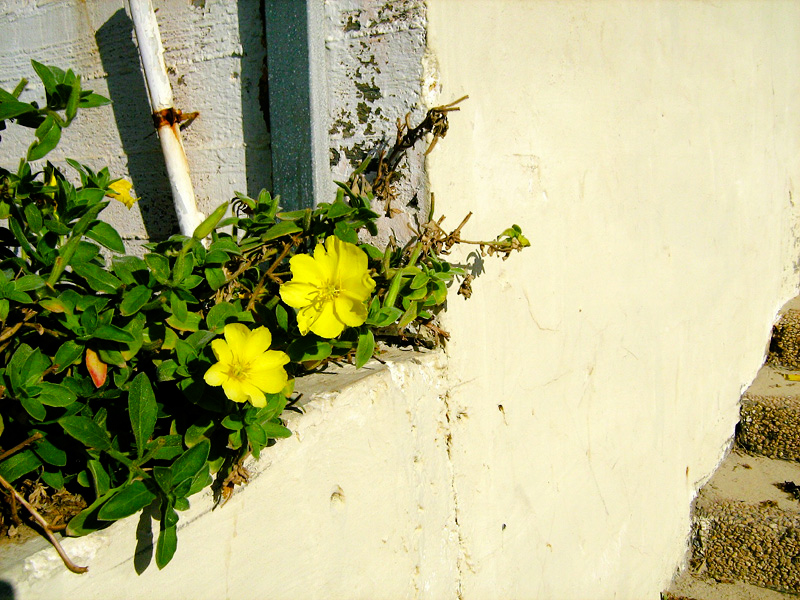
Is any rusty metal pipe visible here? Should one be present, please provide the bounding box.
[128,0,204,237]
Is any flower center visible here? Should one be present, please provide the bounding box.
[319,281,341,302]
[226,358,250,381]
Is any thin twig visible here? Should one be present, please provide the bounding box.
[0,474,88,574]
[245,239,295,312]
[0,432,43,463]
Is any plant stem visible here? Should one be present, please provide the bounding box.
[0,432,43,462]
[0,474,88,574]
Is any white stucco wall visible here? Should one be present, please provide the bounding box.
[426,1,800,598]
[0,351,458,600]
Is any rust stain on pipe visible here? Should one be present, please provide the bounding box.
[152,107,199,130]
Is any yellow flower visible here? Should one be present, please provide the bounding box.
[105,179,137,209]
[204,323,290,407]
[280,236,375,338]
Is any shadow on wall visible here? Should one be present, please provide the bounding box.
[95,9,178,241]
[238,0,272,198]
[0,580,14,600]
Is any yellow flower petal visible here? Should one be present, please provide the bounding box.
[279,235,375,339]
[106,179,138,209]
[241,326,272,361]
[248,365,288,395]
[203,362,228,386]
[223,323,251,350]
[204,323,290,407]
[334,295,367,327]
[310,301,346,338]
[287,253,325,285]
[210,338,232,364]
[279,281,318,309]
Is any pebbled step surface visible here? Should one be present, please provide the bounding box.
[739,364,800,462]
[691,450,800,593]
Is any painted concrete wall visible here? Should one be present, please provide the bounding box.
[0,351,460,600]
[426,1,800,598]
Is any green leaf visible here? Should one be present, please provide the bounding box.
[88,459,110,496]
[156,523,178,570]
[22,347,50,388]
[246,422,267,447]
[334,221,358,244]
[185,421,215,447]
[31,60,58,95]
[35,382,77,407]
[72,263,123,293]
[192,201,228,240]
[261,422,292,439]
[204,267,227,290]
[112,255,148,285]
[24,203,43,233]
[14,274,45,292]
[170,293,188,322]
[120,285,152,317]
[171,440,210,488]
[78,92,110,108]
[145,253,170,283]
[397,300,419,329]
[221,415,244,430]
[205,302,237,331]
[20,394,46,421]
[59,416,112,450]
[274,303,289,332]
[69,240,100,265]
[146,435,183,460]
[410,272,430,290]
[367,306,403,328]
[0,99,37,121]
[129,373,158,458]
[166,311,201,332]
[28,114,62,161]
[97,480,156,521]
[41,470,64,489]
[92,324,135,343]
[261,220,302,241]
[0,450,41,483]
[85,221,125,253]
[287,337,332,363]
[33,436,67,467]
[66,490,116,536]
[355,328,375,368]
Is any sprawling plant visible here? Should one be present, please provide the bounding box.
[0,62,528,572]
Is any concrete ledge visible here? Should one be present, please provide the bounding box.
[0,349,458,600]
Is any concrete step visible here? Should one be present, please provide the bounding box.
[738,364,800,461]
[767,297,800,370]
[685,449,800,594]
[662,569,794,600]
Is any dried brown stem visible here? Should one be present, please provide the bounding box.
[0,474,88,574]
[245,239,295,312]
[0,432,43,463]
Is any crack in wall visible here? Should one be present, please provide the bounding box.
[442,389,466,600]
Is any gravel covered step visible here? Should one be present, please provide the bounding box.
[767,296,800,370]
[738,364,800,461]
[690,449,800,593]
[662,569,793,600]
